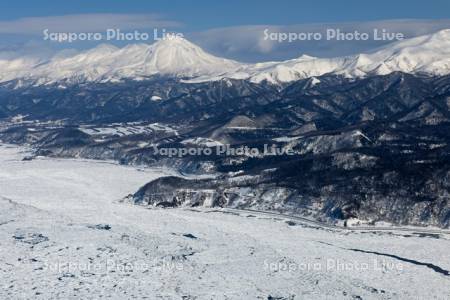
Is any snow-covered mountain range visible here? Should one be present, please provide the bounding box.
[1,29,450,86]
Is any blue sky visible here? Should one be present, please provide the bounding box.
[0,0,449,61]
[1,0,449,28]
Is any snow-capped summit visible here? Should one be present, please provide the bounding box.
[143,37,241,76]
[0,36,242,85]
[357,28,450,76]
[0,29,449,86]
[232,29,450,83]
[38,36,241,83]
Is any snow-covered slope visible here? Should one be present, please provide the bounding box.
[0,37,241,85]
[221,29,450,83]
[1,29,450,85]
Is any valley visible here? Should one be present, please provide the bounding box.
[1,144,449,299]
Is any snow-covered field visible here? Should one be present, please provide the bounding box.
[79,122,178,138]
[0,144,450,299]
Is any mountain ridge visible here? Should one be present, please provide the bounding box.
[2,72,450,227]
[0,29,449,86]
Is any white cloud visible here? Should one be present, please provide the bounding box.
[1,16,450,63]
[0,14,181,35]
[188,19,450,62]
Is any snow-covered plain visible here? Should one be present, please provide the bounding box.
[1,144,450,299]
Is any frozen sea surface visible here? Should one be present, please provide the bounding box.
[0,144,449,299]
